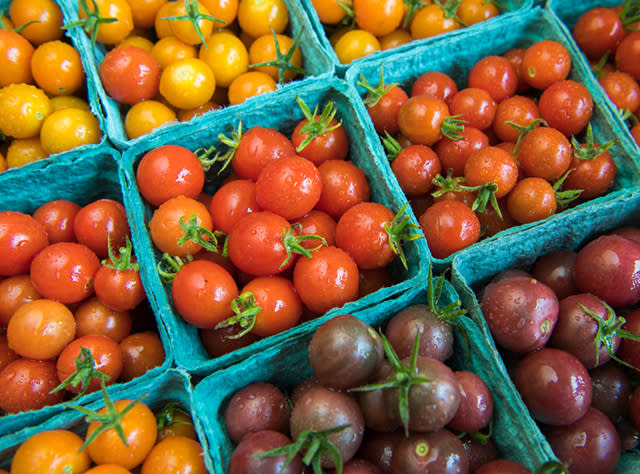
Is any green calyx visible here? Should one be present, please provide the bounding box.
[177,214,219,252]
[383,203,423,270]
[214,291,263,339]
[156,401,191,430]
[431,170,503,219]
[620,0,640,29]
[295,97,343,153]
[256,424,351,474]
[434,0,467,27]
[157,252,194,284]
[571,123,614,161]
[280,223,327,269]
[551,169,583,209]
[249,27,310,85]
[534,461,570,474]
[161,0,226,49]
[357,65,399,109]
[591,51,610,79]
[441,113,467,141]
[196,121,243,175]
[382,131,403,161]
[49,347,110,399]
[403,0,427,27]
[62,0,117,47]
[507,117,547,155]
[102,235,139,272]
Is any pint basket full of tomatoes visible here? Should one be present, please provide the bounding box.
[57,0,335,149]
[119,74,431,375]
[0,146,171,439]
[346,6,640,272]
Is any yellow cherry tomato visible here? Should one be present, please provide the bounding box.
[249,32,302,82]
[227,70,276,105]
[50,95,91,111]
[9,0,64,45]
[159,57,215,109]
[127,0,169,29]
[7,137,49,167]
[79,0,135,45]
[379,28,412,50]
[334,29,380,64]
[237,0,288,38]
[119,34,155,52]
[353,0,404,37]
[11,430,91,474]
[0,83,52,139]
[200,0,238,25]
[124,99,177,138]
[177,100,219,121]
[311,0,348,24]
[199,31,248,87]
[167,0,222,46]
[154,1,175,39]
[152,36,198,69]
[40,108,103,154]
[31,40,85,96]
[410,3,462,39]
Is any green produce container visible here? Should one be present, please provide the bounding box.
[344,6,640,273]
[0,145,173,439]
[193,278,555,473]
[0,369,208,471]
[451,187,640,474]
[547,0,640,162]
[58,0,335,150]
[300,0,533,76]
[119,74,431,375]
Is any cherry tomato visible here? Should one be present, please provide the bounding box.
[249,33,303,82]
[315,160,371,219]
[434,126,489,177]
[75,296,132,342]
[56,334,124,393]
[353,0,404,37]
[521,40,571,90]
[199,31,248,88]
[599,70,640,114]
[172,260,237,327]
[364,82,408,136]
[615,31,640,80]
[100,45,161,105]
[457,0,498,26]
[506,177,557,224]
[149,195,214,257]
[232,125,296,181]
[39,108,103,155]
[294,209,337,250]
[311,0,348,24]
[119,331,165,381]
[564,145,617,199]
[538,80,593,137]
[572,7,625,60]
[124,99,177,139]
[78,0,134,45]
[86,399,158,469]
[468,55,518,102]
[11,430,90,474]
[136,145,205,207]
[201,0,238,24]
[227,70,277,105]
[334,29,381,64]
[33,199,81,243]
[6,137,48,168]
[410,3,462,39]
[391,144,441,196]
[31,40,84,96]
[419,200,480,259]
[502,47,531,94]
[398,94,452,146]
[9,0,64,45]
[464,146,518,198]
[141,436,207,474]
[491,94,540,143]
[449,87,496,131]
[94,258,146,312]
[379,28,412,50]
[410,70,458,103]
[237,0,289,38]
[7,298,76,359]
[0,83,52,139]
[127,0,168,29]
[516,126,572,180]
[152,35,197,70]
[209,179,261,234]
[73,198,130,259]
[291,116,349,166]
[159,57,215,109]
[0,358,64,413]
[30,242,101,303]
[293,245,359,314]
[167,0,219,45]
[0,29,34,87]
[0,274,41,328]
[0,211,49,276]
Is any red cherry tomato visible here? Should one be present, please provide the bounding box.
[0,211,49,276]
[100,45,161,105]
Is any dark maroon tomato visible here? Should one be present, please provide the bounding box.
[308,314,384,390]
[616,419,640,451]
[630,386,640,431]
[289,375,323,406]
[543,408,620,474]
[384,356,460,432]
[549,293,620,369]
[390,429,468,474]
[223,382,290,444]
[460,436,498,473]
[447,371,493,433]
[228,430,304,474]
[514,348,592,426]
[290,387,365,468]
[617,307,640,371]
[357,429,404,474]
[384,304,454,361]
[327,458,384,474]
[480,276,558,353]
[589,361,631,423]
[573,234,640,308]
[610,226,640,244]
[531,249,577,300]
[198,325,260,358]
[357,361,401,432]
[475,459,530,474]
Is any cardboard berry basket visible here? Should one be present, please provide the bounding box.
[300,0,533,77]
[343,5,640,273]
[547,0,640,163]
[450,187,640,474]
[192,278,558,473]
[0,146,173,439]
[118,74,431,376]
[0,368,211,472]
[57,0,335,151]
[0,0,108,182]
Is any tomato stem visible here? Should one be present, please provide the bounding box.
[590,51,610,79]
[434,0,467,27]
[507,117,547,155]
[382,131,403,161]
[294,98,343,153]
[619,107,640,127]
[161,0,226,49]
[177,214,219,252]
[157,252,193,284]
[383,203,423,270]
[619,0,640,29]
[552,169,583,208]
[49,347,110,398]
[155,401,191,430]
[571,123,614,161]
[357,64,399,109]
[402,0,427,28]
[62,0,117,47]
[248,27,310,85]
[206,121,243,175]
[214,291,262,339]
[441,113,467,141]
[102,235,139,271]
[280,223,327,269]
